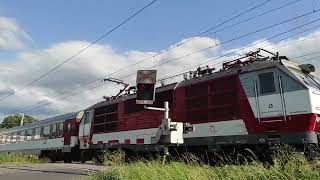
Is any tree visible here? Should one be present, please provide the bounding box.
[0,114,37,129]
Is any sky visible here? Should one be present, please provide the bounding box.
[0,0,320,121]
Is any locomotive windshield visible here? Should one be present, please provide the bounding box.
[289,67,320,90]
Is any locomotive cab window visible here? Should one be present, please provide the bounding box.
[259,72,276,94]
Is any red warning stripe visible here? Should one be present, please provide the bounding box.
[136,138,144,144]
[124,139,131,144]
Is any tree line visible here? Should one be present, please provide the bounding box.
[0,115,37,129]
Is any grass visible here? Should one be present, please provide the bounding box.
[89,146,320,180]
[0,153,46,164]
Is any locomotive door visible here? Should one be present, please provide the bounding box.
[64,120,73,146]
[79,110,93,149]
[255,71,286,122]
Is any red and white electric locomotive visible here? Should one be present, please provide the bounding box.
[0,48,319,161]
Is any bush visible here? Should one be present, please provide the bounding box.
[0,153,45,164]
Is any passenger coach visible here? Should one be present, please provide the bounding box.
[0,112,83,162]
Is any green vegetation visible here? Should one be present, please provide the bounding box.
[0,153,46,164]
[89,146,320,180]
[1,114,37,129]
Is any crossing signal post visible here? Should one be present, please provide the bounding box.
[136,70,157,105]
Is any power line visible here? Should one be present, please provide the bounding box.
[298,54,320,63]
[145,14,320,80]
[204,0,304,36]
[142,10,320,70]
[207,25,320,69]
[0,0,159,103]
[160,18,320,81]
[269,33,320,51]
[291,50,320,60]
[17,15,320,118]
[1,2,315,119]
[2,0,277,116]
[49,0,276,88]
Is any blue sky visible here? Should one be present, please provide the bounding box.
[1,0,319,53]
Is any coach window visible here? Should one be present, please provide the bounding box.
[50,124,57,139]
[20,131,25,141]
[0,135,2,144]
[2,135,6,144]
[43,126,50,139]
[35,128,41,140]
[259,72,276,94]
[16,132,20,142]
[2,135,5,144]
[25,129,30,141]
[56,123,63,138]
[6,134,11,143]
[59,122,64,136]
[26,129,33,141]
[32,129,36,140]
[12,133,17,143]
[25,130,28,141]
[40,127,44,139]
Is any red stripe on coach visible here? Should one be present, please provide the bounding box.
[136,138,144,144]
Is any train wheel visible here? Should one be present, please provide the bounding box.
[64,153,72,163]
[49,156,56,163]
[80,150,87,164]
[49,151,56,163]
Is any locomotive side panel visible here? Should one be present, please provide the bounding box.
[89,89,175,146]
[181,64,320,146]
[181,74,248,141]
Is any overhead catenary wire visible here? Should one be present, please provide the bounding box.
[291,50,320,60]
[297,54,320,63]
[157,34,320,82]
[203,0,304,37]
[25,36,320,119]
[1,0,279,116]
[268,33,320,51]
[144,15,320,81]
[16,16,320,118]
[31,31,320,119]
[0,0,159,103]
[10,12,320,117]
[206,24,320,72]
[159,19,320,82]
[1,2,316,119]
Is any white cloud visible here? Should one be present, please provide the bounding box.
[0,30,320,121]
[0,17,31,50]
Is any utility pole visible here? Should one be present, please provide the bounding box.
[19,113,24,126]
